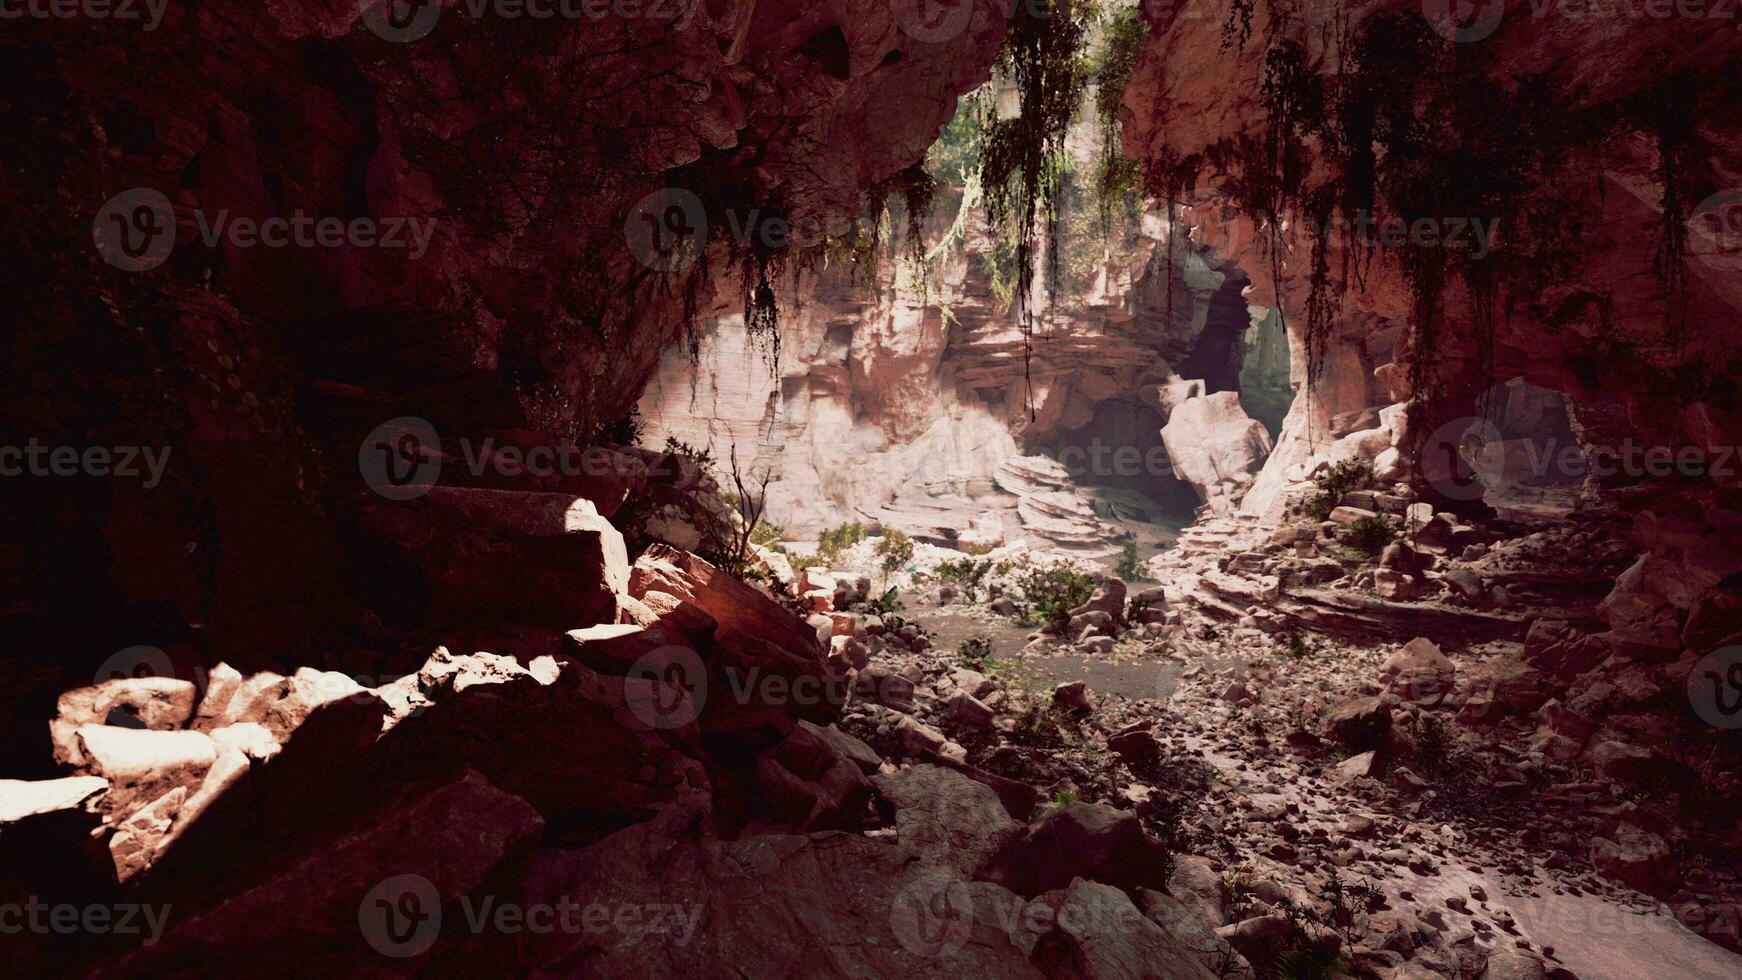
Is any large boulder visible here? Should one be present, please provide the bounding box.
[750,723,875,832]
[1381,637,1457,704]
[1322,697,1392,750]
[0,776,108,824]
[1069,577,1128,620]
[1031,879,1221,979]
[629,543,819,660]
[1161,391,1274,512]
[872,765,1020,875]
[509,801,1042,977]
[1135,887,1252,978]
[71,727,215,813]
[348,487,628,630]
[51,677,197,766]
[102,770,544,975]
[372,650,706,844]
[1588,823,1678,896]
[979,803,1170,897]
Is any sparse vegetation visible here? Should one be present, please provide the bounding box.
[1303,458,1375,521]
[1281,629,1318,660]
[1114,540,1151,582]
[873,529,914,586]
[1342,515,1397,555]
[1016,563,1098,628]
[956,634,994,669]
[864,586,903,619]
[937,557,996,601]
[816,522,867,564]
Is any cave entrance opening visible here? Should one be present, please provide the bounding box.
[1027,398,1198,553]
[1460,378,1591,519]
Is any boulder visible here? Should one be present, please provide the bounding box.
[1053,681,1092,713]
[1069,577,1128,620]
[1107,728,1162,771]
[1322,697,1392,750]
[872,765,1020,875]
[1478,947,1548,980]
[1032,879,1221,979]
[1586,739,1656,785]
[979,803,1169,897]
[1589,823,1678,896]
[1381,637,1457,704]
[1215,913,1292,965]
[1161,391,1274,507]
[74,727,215,805]
[1522,620,1608,677]
[751,723,874,832]
[797,721,883,775]
[1135,887,1252,978]
[105,770,544,974]
[509,801,1041,977]
[52,676,197,766]
[108,786,188,882]
[373,652,704,843]
[1334,750,1381,783]
[348,487,628,629]
[947,690,996,728]
[0,776,108,824]
[207,668,376,744]
[1166,855,1231,928]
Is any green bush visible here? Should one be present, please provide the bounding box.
[1114,541,1149,581]
[874,529,914,578]
[936,557,994,601]
[1018,563,1097,627]
[865,586,903,619]
[956,634,993,669]
[1342,515,1396,554]
[1304,458,1375,521]
[816,522,866,564]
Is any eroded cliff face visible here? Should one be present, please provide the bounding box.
[1122,0,1741,512]
[0,0,1008,667]
[639,99,1294,550]
[1122,0,1742,676]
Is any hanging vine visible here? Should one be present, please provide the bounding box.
[979,0,1091,419]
